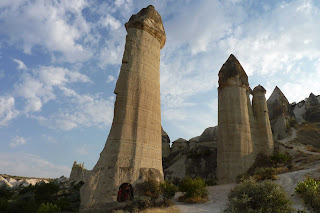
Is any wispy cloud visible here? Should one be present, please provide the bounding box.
[0,0,92,62]
[14,66,91,113]
[0,152,70,178]
[9,136,27,148]
[12,58,27,70]
[0,96,19,126]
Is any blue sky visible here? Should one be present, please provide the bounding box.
[0,0,319,178]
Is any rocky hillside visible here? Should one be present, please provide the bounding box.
[163,87,320,182]
[162,127,217,183]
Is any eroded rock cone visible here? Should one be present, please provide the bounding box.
[80,5,165,212]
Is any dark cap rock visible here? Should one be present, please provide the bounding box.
[252,85,266,94]
[125,5,166,49]
[218,54,249,88]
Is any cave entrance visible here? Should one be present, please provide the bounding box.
[117,183,133,202]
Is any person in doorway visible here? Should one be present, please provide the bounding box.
[124,185,131,201]
[117,188,122,202]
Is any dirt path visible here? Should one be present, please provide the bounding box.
[173,184,235,213]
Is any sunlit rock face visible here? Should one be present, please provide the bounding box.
[79,5,165,212]
[267,86,295,140]
[217,54,273,183]
[69,161,90,183]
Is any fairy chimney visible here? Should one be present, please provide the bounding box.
[217,54,273,183]
[79,5,166,212]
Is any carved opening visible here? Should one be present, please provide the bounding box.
[117,183,133,202]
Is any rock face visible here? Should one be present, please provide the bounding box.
[267,86,294,140]
[217,54,273,183]
[79,5,165,212]
[252,85,274,154]
[69,161,90,183]
[163,126,218,182]
[162,127,171,159]
[304,93,320,122]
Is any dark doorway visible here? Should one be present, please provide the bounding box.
[117,183,133,202]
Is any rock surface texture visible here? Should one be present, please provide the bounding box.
[69,161,90,183]
[267,86,295,140]
[163,126,218,182]
[79,5,165,212]
[217,54,273,183]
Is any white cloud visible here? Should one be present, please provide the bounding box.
[14,66,91,113]
[49,95,115,130]
[219,0,320,77]
[0,0,92,62]
[0,152,70,178]
[41,134,57,144]
[0,96,19,126]
[106,75,116,83]
[9,136,27,148]
[12,58,27,70]
[102,15,121,30]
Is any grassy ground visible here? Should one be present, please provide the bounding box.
[113,206,181,213]
[139,206,181,213]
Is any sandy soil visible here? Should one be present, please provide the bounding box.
[174,184,235,213]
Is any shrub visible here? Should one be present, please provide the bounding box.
[295,178,320,212]
[224,179,294,213]
[247,153,273,175]
[253,167,276,181]
[0,185,14,199]
[205,178,217,186]
[141,180,160,198]
[271,152,292,168]
[36,202,60,213]
[160,180,177,204]
[236,173,250,183]
[179,177,208,203]
[132,196,152,210]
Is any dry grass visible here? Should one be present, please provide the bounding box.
[178,195,208,203]
[112,206,181,213]
[139,206,181,213]
[306,145,320,153]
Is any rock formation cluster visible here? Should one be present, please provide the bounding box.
[217,54,273,183]
[79,5,166,212]
[163,127,217,182]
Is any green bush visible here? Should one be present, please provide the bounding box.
[132,196,152,210]
[0,198,9,212]
[236,173,251,183]
[224,179,294,213]
[36,203,60,213]
[179,177,208,203]
[247,153,273,175]
[141,179,160,198]
[271,152,292,168]
[160,180,177,203]
[295,177,320,194]
[253,167,276,181]
[295,178,320,212]
[0,185,14,199]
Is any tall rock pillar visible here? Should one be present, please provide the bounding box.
[80,5,166,212]
[217,54,254,183]
[252,85,274,155]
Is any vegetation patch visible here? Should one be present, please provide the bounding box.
[0,180,83,213]
[178,177,208,203]
[295,178,320,212]
[224,179,294,213]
